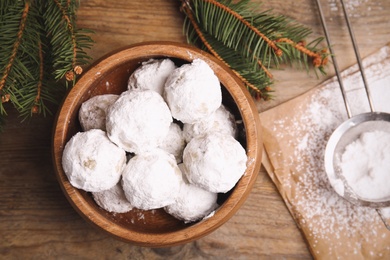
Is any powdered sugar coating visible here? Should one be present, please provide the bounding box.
[165,164,218,223]
[106,90,172,154]
[62,129,126,192]
[92,182,133,213]
[128,59,177,96]
[78,94,119,131]
[183,105,237,142]
[164,59,222,124]
[122,149,182,210]
[183,132,247,193]
[159,123,186,163]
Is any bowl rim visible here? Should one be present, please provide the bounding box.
[52,41,263,247]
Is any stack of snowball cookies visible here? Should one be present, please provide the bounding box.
[62,58,248,223]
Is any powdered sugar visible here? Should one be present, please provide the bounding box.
[261,45,390,257]
[92,182,133,213]
[164,164,218,223]
[121,149,182,210]
[127,58,176,96]
[338,130,390,201]
[183,104,237,142]
[183,132,247,193]
[62,129,126,192]
[106,90,172,154]
[267,85,388,257]
[164,59,222,124]
[328,0,370,17]
[78,94,119,131]
[380,207,390,219]
[159,123,186,163]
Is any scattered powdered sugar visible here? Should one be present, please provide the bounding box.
[328,0,370,17]
[339,130,390,201]
[380,207,390,219]
[265,81,390,257]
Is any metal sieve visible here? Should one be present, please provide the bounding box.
[315,0,390,214]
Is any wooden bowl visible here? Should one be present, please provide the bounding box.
[52,42,263,247]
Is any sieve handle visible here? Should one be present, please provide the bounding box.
[339,0,375,113]
[315,0,375,118]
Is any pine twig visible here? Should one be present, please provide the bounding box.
[202,0,282,57]
[0,1,30,95]
[46,0,93,84]
[181,2,263,95]
[181,0,329,100]
[0,0,94,130]
[31,40,44,114]
[275,38,328,68]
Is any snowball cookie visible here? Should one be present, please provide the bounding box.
[106,90,173,154]
[183,105,237,142]
[164,59,222,124]
[159,123,186,163]
[122,149,182,210]
[183,132,247,193]
[78,94,119,131]
[92,182,133,213]
[165,164,218,223]
[62,129,126,192]
[128,59,177,96]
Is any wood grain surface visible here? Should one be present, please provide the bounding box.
[1,0,389,259]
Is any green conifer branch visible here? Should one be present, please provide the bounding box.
[181,0,329,100]
[45,0,93,84]
[0,1,30,115]
[0,0,94,131]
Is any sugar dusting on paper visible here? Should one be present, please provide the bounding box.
[262,45,390,259]
[270,86,388,257]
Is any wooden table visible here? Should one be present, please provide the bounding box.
[1,0,389,258]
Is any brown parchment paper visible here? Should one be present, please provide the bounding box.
[260,44,390,259]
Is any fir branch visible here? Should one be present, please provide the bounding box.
[0,0,94,130]
[45,0,93,85]
[0,1,30,101]
[181,0,329,100]
[34,40,44,113]
[182,0,268,97]
[7,2,53,120]
[186,13,272,95]
[202,0,282,56]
